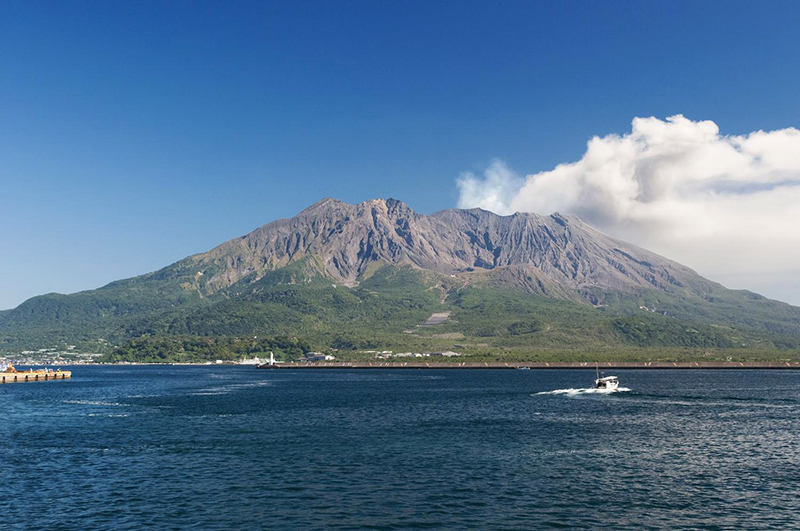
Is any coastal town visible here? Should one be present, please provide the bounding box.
[9,346,104,366]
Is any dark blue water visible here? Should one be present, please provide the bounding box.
[2,367,799,529]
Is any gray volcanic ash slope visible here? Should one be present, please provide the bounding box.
[183,197,704,300]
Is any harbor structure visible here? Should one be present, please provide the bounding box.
[0,361,72,383]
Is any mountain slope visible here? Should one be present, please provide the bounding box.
[178,197,706,298]
[2,197,800,355]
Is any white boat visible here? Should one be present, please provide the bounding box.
[594,365,620,390]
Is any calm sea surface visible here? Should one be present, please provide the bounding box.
[2,366,799,529]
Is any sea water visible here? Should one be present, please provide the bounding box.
[1,366,799,529]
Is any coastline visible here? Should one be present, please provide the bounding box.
[14,360,800,369]
[256,361,800,370]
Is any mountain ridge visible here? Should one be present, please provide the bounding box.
[2,197,800,356]
[175,197,708,300]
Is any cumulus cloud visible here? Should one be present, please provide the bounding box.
[456,115,800,304]
[456,159,525,215]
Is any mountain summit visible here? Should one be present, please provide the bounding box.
[2,198,799,355]
[180,197,701,302]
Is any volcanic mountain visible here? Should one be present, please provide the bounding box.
[183,197,699,298]
[2,198,799,355]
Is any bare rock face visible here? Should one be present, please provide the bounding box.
[182,197,710,303]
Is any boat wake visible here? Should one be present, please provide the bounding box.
[189,380,272,396]
[534,387,632,396]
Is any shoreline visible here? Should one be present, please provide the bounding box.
[256,361,800,370]
[12,360,800,369]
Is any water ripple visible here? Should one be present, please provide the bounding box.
[1,367,798,529]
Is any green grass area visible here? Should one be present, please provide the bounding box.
[4,261,800,363]
[101,336,311,363]
[99,336,800,364]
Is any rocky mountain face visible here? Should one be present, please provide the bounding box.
[179,197,708,303]
[4,197,800,353]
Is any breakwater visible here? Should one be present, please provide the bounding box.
[259,360,800,370]
[1,369,72,383]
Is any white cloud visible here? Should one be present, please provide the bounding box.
[456,115,800,305]
[456,159,524,216]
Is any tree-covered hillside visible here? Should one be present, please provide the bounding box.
[3,261,799,363]
[3,198,800,361]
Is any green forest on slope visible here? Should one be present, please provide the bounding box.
[3,261,800,363]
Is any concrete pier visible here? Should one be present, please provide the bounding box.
[0,370,72,383]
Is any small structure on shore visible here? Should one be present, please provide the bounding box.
[303,352,336,362]
[257,352,282,369]
[0,361,72,383]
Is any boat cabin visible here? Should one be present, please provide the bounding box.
[594,375,620,390]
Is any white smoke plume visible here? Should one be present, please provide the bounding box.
[456,115,800,305]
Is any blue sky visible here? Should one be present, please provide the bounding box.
[2,0,800,309]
